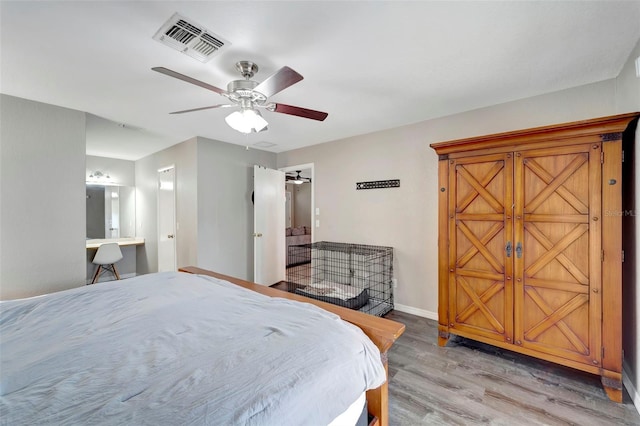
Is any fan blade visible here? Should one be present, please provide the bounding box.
[273,103,328,121]
[169,105,232,115]
[152,67,226,95]
[254,66,303,98]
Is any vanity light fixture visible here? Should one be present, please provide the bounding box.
[88,171,110,180]
[87,170,112,185]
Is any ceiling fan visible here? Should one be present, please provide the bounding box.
[286,171,311,185]
[152,61,328,134]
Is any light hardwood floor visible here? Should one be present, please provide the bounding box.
[384,310,640,426]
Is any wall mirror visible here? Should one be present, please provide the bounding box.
[86,185,135,239]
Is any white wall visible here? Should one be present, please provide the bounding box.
[196,137,277,280]
[277,78,618,319]
[135,138,198,274]
[0,94,86,300]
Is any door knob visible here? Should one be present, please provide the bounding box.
[253,233,263,237]
[167,234,174,239]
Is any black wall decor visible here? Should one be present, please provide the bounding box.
[356,179,400,190]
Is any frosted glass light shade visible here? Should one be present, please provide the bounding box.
[225,109,268,134]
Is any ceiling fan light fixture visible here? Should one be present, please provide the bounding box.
[288,171,308,185]
[154,62,328,132]
[225,108,268,134]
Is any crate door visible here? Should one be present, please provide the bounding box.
[448,153,513,343]
[513,144,601,366]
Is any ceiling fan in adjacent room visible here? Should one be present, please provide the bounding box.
[285,171,311,185]
[152,61,328,134]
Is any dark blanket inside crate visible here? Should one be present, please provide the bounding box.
[295,283,369,310]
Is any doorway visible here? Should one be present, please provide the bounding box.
[280,164,314,276]
[157,166,176,272]
[285,191,292,228]
[253,165,286,285]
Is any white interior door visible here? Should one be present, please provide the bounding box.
[254,165,285,285]
[158,166,176,272]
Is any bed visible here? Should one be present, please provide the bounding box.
[0,267,404,425]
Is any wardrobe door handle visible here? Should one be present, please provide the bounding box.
[516,242,523,259]
[505,241,512,258]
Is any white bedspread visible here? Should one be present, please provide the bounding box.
[0,272,386,425]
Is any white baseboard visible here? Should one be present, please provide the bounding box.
[394,303,438,320]
[623,359,640,415]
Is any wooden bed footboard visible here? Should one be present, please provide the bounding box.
[179,267,405,426]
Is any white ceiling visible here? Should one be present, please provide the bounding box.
[2,1,639,161]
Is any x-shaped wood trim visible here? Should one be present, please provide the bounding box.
[524,287,589,354]
[525,154,587,213]
[457,222,504,268]
[458,276,505,334]
[457,221,504,273]
[524,223,589,285]
[525,223,589,278]
[457,161,504,213]
[456,280,504,324]
[523,157,588,214]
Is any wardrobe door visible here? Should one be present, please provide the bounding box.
[448,153,513,343]
[513,144,602,366]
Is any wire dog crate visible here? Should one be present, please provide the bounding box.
[286,241,394,317]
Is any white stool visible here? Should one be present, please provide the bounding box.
[91,243,123,284]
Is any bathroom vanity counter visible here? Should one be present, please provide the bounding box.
[86,237,145,249]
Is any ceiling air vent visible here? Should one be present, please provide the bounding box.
[153,13,230,63]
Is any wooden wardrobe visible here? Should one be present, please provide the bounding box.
[430,113,639,402]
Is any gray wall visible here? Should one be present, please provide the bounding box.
[292,183,312,228]
[196,137,276,280]
[0,94,86,299]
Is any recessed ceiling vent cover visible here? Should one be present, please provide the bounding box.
[153,13,230,63]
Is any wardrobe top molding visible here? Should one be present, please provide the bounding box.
[430,112,639,157]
